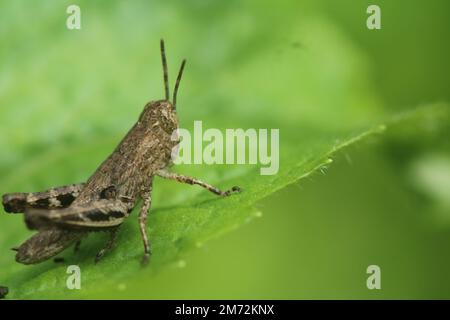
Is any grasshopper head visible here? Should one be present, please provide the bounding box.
[138,39,186,134]
[139,100,178,134]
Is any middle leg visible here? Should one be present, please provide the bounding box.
[95,227,120,264]
[74,240,82,253]
[138,184,153,266]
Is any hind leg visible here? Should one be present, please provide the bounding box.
[139,186,153,266]
[2,183,85,213]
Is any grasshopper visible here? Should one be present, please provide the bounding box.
[2,40,240,265]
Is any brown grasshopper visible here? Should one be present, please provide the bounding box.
[2,40,240,266]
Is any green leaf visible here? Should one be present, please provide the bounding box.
[0,1,448,299]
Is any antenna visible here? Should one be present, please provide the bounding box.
[173,59,186,110]
[160,39,170,101]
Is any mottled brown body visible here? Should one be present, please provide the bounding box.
[74,100,178,206]
[2,40,240,265]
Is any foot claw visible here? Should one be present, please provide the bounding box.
[231,186,241,193]
[223,186,242,196]
[95,251,104,264]
[54,257,65,263]
[141,253,150,266]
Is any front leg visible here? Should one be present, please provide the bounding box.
[156,169,241,196]
[139,184,153,266]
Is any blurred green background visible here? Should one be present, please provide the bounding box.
[0,0,449,299]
